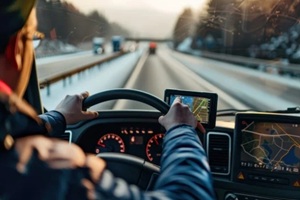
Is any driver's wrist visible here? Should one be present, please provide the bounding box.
[84,154,106,183]
[50,110,67,126]
[165,123,193,133]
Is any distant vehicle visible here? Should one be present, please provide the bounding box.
[111,36,124,52]
[149,42,157,54]
[93,37,105,54]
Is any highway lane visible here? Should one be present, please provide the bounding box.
[111,44,299,111]
[170,48,300,111]
[113,45,245,111]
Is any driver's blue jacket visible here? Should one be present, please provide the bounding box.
[0,108,216,200]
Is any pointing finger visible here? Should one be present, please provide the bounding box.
[197,121,206,134]
[172,96,182,105]
[81,91,89,99]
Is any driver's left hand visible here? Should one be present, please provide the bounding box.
[55,91,98,125]
[15,135,105,186]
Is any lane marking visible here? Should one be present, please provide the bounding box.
[112,49,149,110]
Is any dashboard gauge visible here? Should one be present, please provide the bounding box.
[146,133,164,165]
[95,133,125,154]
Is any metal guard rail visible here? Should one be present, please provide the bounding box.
[180,50,300,75]
[39,51,126,89]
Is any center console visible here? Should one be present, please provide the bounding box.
[227,112,300,200]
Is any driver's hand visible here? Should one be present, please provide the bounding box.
[45,139,86,169]
[15,135,105,182]
[55,91,98,125]
[47,142,105,182]
[15,135,53,173]
[159,96,205,133]
[84,154,106,183]
[15,136,86,172]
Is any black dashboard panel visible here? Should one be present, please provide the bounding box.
[69,111,164,165]
[79,121,165,165]
[66,111,300,200]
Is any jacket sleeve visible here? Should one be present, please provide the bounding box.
[95,124,216,200]
[1,108,66,139]
[38,110,66,137]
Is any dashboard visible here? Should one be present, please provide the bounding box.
[65,110,300,200]
[68,111,175,164]
[210,112,300,200]
[76,115,166,166]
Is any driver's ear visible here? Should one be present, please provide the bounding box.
[4,8,36,98]
[5,34,21,70]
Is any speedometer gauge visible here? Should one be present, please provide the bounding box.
[95,133,125,154]
[146,133,164,165]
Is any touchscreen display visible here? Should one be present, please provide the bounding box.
[240,120,300,174]
[164,89,217,128]
[169,95,211,124]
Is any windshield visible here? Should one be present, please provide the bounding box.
[36,0,299,113]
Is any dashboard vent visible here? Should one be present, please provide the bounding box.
[206,132,231,175]
[60,130,72,143]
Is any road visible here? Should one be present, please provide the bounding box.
[36,41,137,83]
[38,43,299,112]
[171,50,300,111]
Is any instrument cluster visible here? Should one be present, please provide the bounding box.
[87,124,165,166]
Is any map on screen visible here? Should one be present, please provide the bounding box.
[240,121,300,174]
[170,95,210,124]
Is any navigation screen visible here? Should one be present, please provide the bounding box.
[240,120,300,174]
[169,95,210,124]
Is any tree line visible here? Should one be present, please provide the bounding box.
[36,0,129,45]
[173,0,300,61]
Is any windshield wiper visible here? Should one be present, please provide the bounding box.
[217,107,300,117]
[268,107,300,113]
[217,109,259,117]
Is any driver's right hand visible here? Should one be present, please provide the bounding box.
[158,96,198,131]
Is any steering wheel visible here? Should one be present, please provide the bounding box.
[83,88,170,190]
[83,88,170,113]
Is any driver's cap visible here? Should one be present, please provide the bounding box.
[0,0,36,50]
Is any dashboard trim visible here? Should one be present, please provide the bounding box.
[206,131,231,176]
[64,130,73,143]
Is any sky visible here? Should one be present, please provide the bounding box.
[66,0,210,38]
[68,0,208,14]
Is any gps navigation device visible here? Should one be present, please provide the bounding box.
[233,112,300,189]
[164,89,218,129]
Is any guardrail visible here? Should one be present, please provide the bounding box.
[179,49,300,77]
[39,51,126,95]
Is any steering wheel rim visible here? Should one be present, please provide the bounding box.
[83,89,167,189]
[83,88,170,114]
